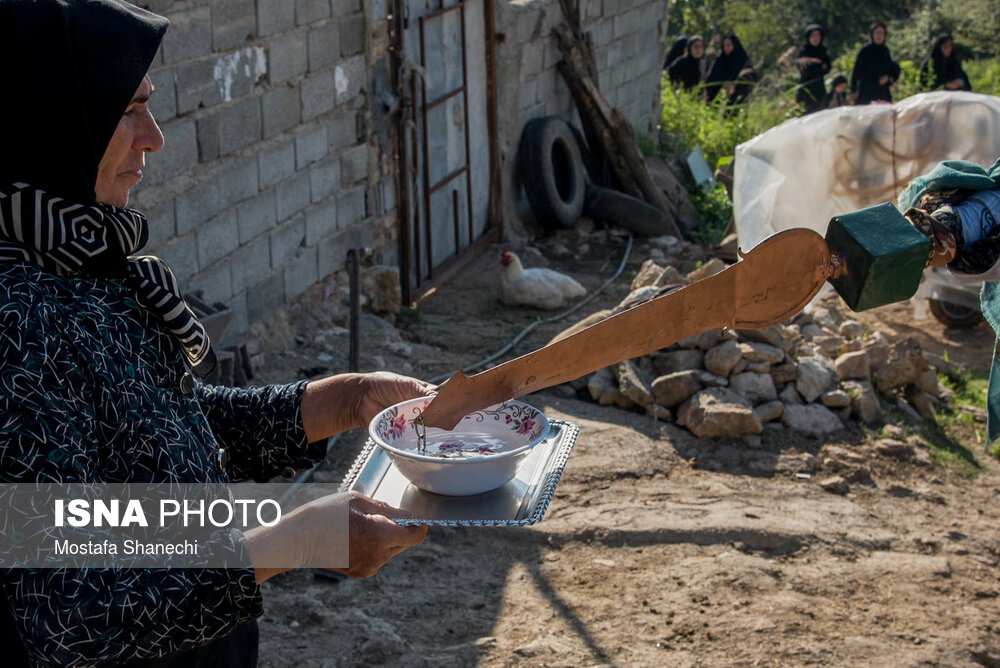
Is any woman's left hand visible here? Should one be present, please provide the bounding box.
[301,372,436,441]
[352,371,436,428]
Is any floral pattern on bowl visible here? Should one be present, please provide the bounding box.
[373,400,546,450]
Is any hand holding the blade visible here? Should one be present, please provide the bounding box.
[300,372,436,440]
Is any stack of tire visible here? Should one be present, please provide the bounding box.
[518,117,670,235]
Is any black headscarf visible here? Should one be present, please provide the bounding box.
[0,0,168,204]
[921,33,971,91]
[0,2,218,377]
[850,21,900,104]
[795,24,831,113]
[664,35,689,70]
[668,35,704,91]
[705,34,754,104]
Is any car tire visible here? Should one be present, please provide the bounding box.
[583,184,672,236]
[928,298,983,329]
[518,117,586,229]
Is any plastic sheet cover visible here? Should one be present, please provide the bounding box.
[734,91,1000,251]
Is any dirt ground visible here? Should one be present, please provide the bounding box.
[252,230,1000,668]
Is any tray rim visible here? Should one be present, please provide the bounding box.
[339,419,579,527]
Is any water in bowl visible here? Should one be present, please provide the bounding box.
[415,432,510,458]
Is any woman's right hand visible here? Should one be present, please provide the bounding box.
[246,491,427,582]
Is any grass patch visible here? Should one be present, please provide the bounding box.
[913,367,992,473]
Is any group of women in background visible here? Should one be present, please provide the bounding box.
[665,22,972,115]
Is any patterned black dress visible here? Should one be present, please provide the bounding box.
[0,263,324,666]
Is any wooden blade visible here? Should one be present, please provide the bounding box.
[420,229,832,430]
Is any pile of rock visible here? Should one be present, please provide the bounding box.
[565,255,949,439]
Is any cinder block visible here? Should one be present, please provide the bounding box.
[590,18,613,45]
[230,234,271,294]
[542,37,561,69]
[157,233,200,285]
[212,49,261,102]
[276,171,312,220]
[334,55,365,104]
[318,222,374,277]
[196,114,221,163]
[518,78,539,110]
[520,41,544,78]
[198,209,240,267]
[604,0,621,15]
[296,0,330,25]
[220,291,249,345]
[328,111,359,153]
[237,190,278,243]
[304,198,337,246]
[246,270,285,323]
[217,156,260,206]
[144,119,197,185]
[339,14,365,57]
[213,0,256,51]
[336,186,366,230]
[262,86,301,138]
[373,176,396,217]
[176,179,223,234]
[161,7,211,64]
[189,258,234,305]
[339,144,368,186]
[219,97,263,156]
[583,0,602,22]
[295,124,329,169]
[283,245,319,300]
[258,138,296,189]
[331,0,362,17]
[309,157,342,202]
[308,22,341,72]
[257,0,295,36]
[148,68,177,122]
[269,31,308,83]
[536,69,558,105]
[144,198,177,251]
[300,69,337,120]
[270,214,307,268]
[175,58,222,115]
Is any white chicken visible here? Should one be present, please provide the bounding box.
[499,249,587,310]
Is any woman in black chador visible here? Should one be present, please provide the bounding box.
[921,33,971,92]
[850,22,900,104]
[667,35,705,91]
[704,33,756,106]
[663,35,689,70]
[795,24,831,114]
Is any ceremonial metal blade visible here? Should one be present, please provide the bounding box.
[419,229,834,430]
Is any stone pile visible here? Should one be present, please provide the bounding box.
[564,251,950,439]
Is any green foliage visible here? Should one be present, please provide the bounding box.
[966,59,1000,96]
[690,183,732,246]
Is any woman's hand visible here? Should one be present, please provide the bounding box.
[246,491,427,583]
[352,371,436,429]
[300,372,435,441]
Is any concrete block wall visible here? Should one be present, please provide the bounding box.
[131,0,394,345]
[495,0,668,235]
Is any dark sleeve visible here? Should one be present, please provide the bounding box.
[0,302,263,667]
[888,55,900,81]
[196,381,326,482]
[850,50,863,92]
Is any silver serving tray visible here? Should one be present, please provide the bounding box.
[340,420,579,527]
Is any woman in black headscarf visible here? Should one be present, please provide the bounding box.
[850,21,901,104]
[795,24,832,114]
[921,33,971,92]
[0,1,428,666]
[704,33,756,106]
[668,35,705,91]
[664,35,689,70]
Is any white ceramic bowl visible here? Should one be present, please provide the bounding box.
[368,397,550,496]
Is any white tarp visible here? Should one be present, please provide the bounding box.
[734,91,1000,251]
